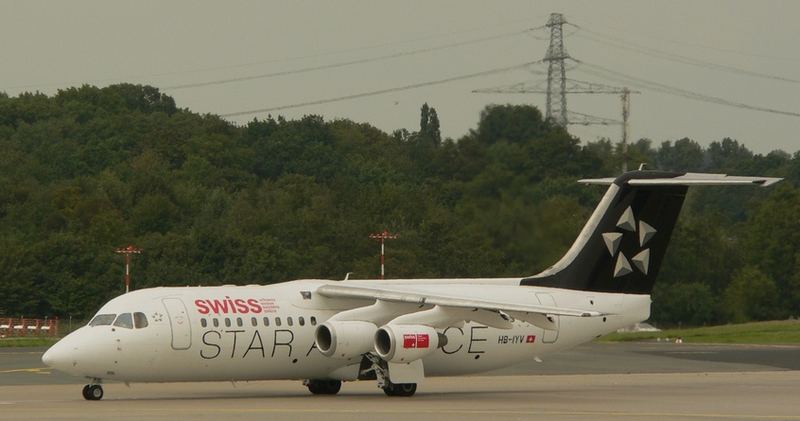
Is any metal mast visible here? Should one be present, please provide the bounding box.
[369,230,398,280]
[474,13,639,128]
[544,13,569,126]
[115,245,142,293]
[621,88,631,173]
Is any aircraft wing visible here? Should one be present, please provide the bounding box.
[315,283,602,330]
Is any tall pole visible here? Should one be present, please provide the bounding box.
[369,230,398,280]
[544,13,569,127]
[115,245,142,293]
[621,87,631,173]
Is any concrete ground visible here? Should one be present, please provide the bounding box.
[1,342,799,420]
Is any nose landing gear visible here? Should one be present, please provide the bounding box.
[82,381,104,400]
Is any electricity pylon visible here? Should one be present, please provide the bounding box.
[474,12,638,128]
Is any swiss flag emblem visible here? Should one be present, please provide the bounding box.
[526,335,536,343]
[403,333,430,348]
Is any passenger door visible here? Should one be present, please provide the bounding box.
[162,298,192,350]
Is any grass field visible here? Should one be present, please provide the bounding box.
[0,337,60,348]
[602,320,800,344]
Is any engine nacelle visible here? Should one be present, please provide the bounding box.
[374,324,445,363]
[315,321,377,359]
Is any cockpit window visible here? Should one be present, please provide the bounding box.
[113,313,134,329]
[133,312,148,329]
[89,314,116,326]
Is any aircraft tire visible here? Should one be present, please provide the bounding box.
[382,382,416,397]
[306,379,341,395]
[82,384,103,401]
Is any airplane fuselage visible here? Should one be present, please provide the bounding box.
[48,279,649,383]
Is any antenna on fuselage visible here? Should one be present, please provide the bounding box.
[343,272,353,281]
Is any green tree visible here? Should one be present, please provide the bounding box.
[723,266,781,322]
[651,282,715,326]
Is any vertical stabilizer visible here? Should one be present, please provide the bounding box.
[521,171,780,294]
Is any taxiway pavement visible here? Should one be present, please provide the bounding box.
[1,342,798,420]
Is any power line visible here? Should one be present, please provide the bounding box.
[220,62,536,117]
[566,18,800,63]
[163,29,532,91]
[4,20,537,92]
[574,61,800,118]
[571,25,800,84]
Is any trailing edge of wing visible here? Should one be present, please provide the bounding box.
[316,284,601,318]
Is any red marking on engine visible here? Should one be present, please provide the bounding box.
[402,333,430,348]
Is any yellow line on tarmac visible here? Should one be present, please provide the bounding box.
[0,368,51,374]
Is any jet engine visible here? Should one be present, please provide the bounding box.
[374,324,446,363]
[315,321,377,359]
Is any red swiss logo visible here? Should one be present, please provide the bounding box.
[403,333,430,349]
[526,335,536,343]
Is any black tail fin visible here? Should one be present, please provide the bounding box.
[521,170,780,294]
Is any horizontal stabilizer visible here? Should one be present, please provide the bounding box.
[579,173,782,187]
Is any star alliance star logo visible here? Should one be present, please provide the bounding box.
[601,206,656,278]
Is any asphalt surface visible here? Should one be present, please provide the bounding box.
[4,341,798,385]
[0,372,798,420]
[1,342,799,420]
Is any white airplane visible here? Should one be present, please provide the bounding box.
[42,171,780,400]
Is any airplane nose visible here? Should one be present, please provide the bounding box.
[42,344,64,368]
[42,337,79,373]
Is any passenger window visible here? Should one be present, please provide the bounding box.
[299,317,305,326]
[287,317,293,326]
[225,318,231,327]
[310,316,317,326]
[201,319,207,328]
[263,317,270,327]
[133,312,148,329]
[251,317,257,327]
[236,317,243,327]
[275,317,282,327]
[213,318,219,328]
[113,313,134,329]
[89,314,116,327]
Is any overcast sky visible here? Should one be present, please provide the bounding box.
[1,0,798,154]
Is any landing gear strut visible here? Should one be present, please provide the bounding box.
[82,383,103,401]
[364,353,418,397]
[382,381,417,397]
[304,379,342,395]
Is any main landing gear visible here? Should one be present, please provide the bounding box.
[305,379,342,395]
[82,383,104,401]
[363,353,418,397]
[382,381,417,397]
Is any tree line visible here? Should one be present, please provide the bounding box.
[0,84,798,325]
